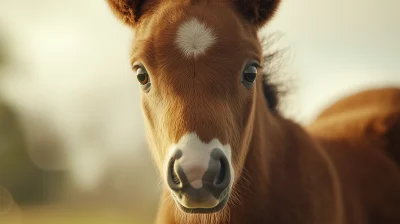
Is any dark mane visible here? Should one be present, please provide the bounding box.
[260,32,291,114]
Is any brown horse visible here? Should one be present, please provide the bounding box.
[106,0,400,223]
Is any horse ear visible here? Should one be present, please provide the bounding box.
[234,0,282,29]
[106,0,159,27]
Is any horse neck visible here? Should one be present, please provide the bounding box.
[231,87,344,223]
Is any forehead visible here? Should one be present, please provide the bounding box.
[131,1,262,68]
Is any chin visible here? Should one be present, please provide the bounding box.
[172,189,230,214]
[173,191,230,214]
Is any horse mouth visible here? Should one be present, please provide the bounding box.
[172,189,230,214]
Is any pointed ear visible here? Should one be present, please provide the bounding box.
[106,0,159,27]
[234,0,282,29]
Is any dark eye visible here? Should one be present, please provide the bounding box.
[241,60,259,88]
[243,66,257,83]
[136,67,150,85]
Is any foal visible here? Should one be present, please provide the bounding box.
[106,0,400,223]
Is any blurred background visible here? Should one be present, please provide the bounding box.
[0,0,399,223]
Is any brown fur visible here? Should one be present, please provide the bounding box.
[106,0,400,223]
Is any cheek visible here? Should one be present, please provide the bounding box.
[229,90,256,176]
[142,97,155,131]
[141,96,171,170]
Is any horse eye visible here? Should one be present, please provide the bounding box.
[241,62,258,88]
[243,66,257,83]
[136,67,150,85]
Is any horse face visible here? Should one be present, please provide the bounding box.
[107,0,281,213]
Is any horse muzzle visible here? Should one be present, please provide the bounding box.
[165,133,233,213]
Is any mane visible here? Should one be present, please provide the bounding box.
[259,32,292,115]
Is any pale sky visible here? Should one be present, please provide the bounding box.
[268,0,400,122]
[0,0,399,189]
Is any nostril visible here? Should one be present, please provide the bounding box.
[211,152,230,189]
[169,158,180,185]
[215,159,226,185]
